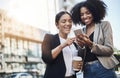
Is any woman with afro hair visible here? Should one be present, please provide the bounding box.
[70,0,119,78]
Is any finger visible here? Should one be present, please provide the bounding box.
[78,40,85,45]
[77,34,84,39]
[77,65,82,69]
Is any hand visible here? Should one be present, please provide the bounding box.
[72,60,83,71]
[76,34,93,48]
[61,37,76,48]
[76,36,85,48]
[77,61,83,70]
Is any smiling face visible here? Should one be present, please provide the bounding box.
[80,7,94,26]
[56,13,72,36]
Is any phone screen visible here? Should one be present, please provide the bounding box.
[74,29,83,36]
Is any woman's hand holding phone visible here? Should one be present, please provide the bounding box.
[74,29,93,48]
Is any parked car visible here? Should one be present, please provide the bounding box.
[5,72,33,78]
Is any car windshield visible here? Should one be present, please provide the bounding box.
[5,74,17,78]
[11,75,17,77]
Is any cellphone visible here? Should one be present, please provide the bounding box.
[74,29,83,36]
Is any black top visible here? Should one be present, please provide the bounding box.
[84,32,98,62]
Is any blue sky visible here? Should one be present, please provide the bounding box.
[0,0,120,50]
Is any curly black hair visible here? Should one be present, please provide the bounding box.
[70,0,107,25]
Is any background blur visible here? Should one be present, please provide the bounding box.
[0,0,120,78]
